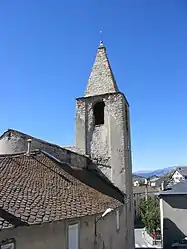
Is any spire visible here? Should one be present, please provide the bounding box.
[85,42,119,97]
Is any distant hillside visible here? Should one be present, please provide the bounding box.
[133,166,176,178]
[132,174,145,181]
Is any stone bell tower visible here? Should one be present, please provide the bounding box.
[75,42,134,247]
[75,41,132,194]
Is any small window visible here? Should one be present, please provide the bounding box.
[93,102,105,125]
[68,223,79,249]
[1,238,15,249]
[116,209,120,231]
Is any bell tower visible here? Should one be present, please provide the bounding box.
[75,41,134,248]
[75,41,132,193]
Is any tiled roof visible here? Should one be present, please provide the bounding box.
[0,151,122,229]
[0,217,13,229]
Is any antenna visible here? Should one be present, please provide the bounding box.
[99,29,103,44]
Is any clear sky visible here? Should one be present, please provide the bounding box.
[0,0,187,171]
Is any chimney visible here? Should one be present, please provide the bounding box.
[26,139,32,155]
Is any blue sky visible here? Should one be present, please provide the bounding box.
[0,0,187,171]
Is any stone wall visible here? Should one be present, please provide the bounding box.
[75,92,131,193]
[85,43,119,97]
[0,130,88,169]
[75,92,135,249]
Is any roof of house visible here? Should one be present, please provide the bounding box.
[0,129,124,198]
[0,150,123,229]
[173,167,187,177]
[149,175,159,181]
[158,180,187,196]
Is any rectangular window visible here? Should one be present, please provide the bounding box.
[1,243,14,249]
[116,209,120,231]
[68,223,79,249]
[1,239,15,249]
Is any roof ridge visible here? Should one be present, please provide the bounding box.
[0,150,40,158]
[0,129,89,160]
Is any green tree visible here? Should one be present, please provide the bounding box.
[139,196,160,234]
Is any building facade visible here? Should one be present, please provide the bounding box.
[0,209,126,249]
[171,167,187,183]
[0,151,125,249]
[158,181,187,249]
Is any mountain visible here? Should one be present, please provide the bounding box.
[133,166,176,178]
[132,174,145,181]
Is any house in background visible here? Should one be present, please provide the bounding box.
[171,167,187,184]
[133,175,145,187]
[147,175,160,187]
[133,180,140,187]
[158,180,187,249]
[0,150,126,249]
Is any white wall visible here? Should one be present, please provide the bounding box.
[0,206,127,249]
[172,171,184,183]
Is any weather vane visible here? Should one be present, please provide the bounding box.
[100,29,103,44]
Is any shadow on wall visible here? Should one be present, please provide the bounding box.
[137,248,161,249]
[163,218,185,249]
[134,219,144,229]
[164,195,187,209]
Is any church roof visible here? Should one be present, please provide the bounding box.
[85,42,119,97]
[0,150,123,229]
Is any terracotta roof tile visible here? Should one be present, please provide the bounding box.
[0,217,13,229]
[0,151,122,228]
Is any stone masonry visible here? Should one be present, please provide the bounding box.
[75,41,134,249]
[85,41,119,97]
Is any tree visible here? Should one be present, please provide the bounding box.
[139,196,160,234]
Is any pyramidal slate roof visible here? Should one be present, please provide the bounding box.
[85,42,119,97]
[0,150,123,229]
